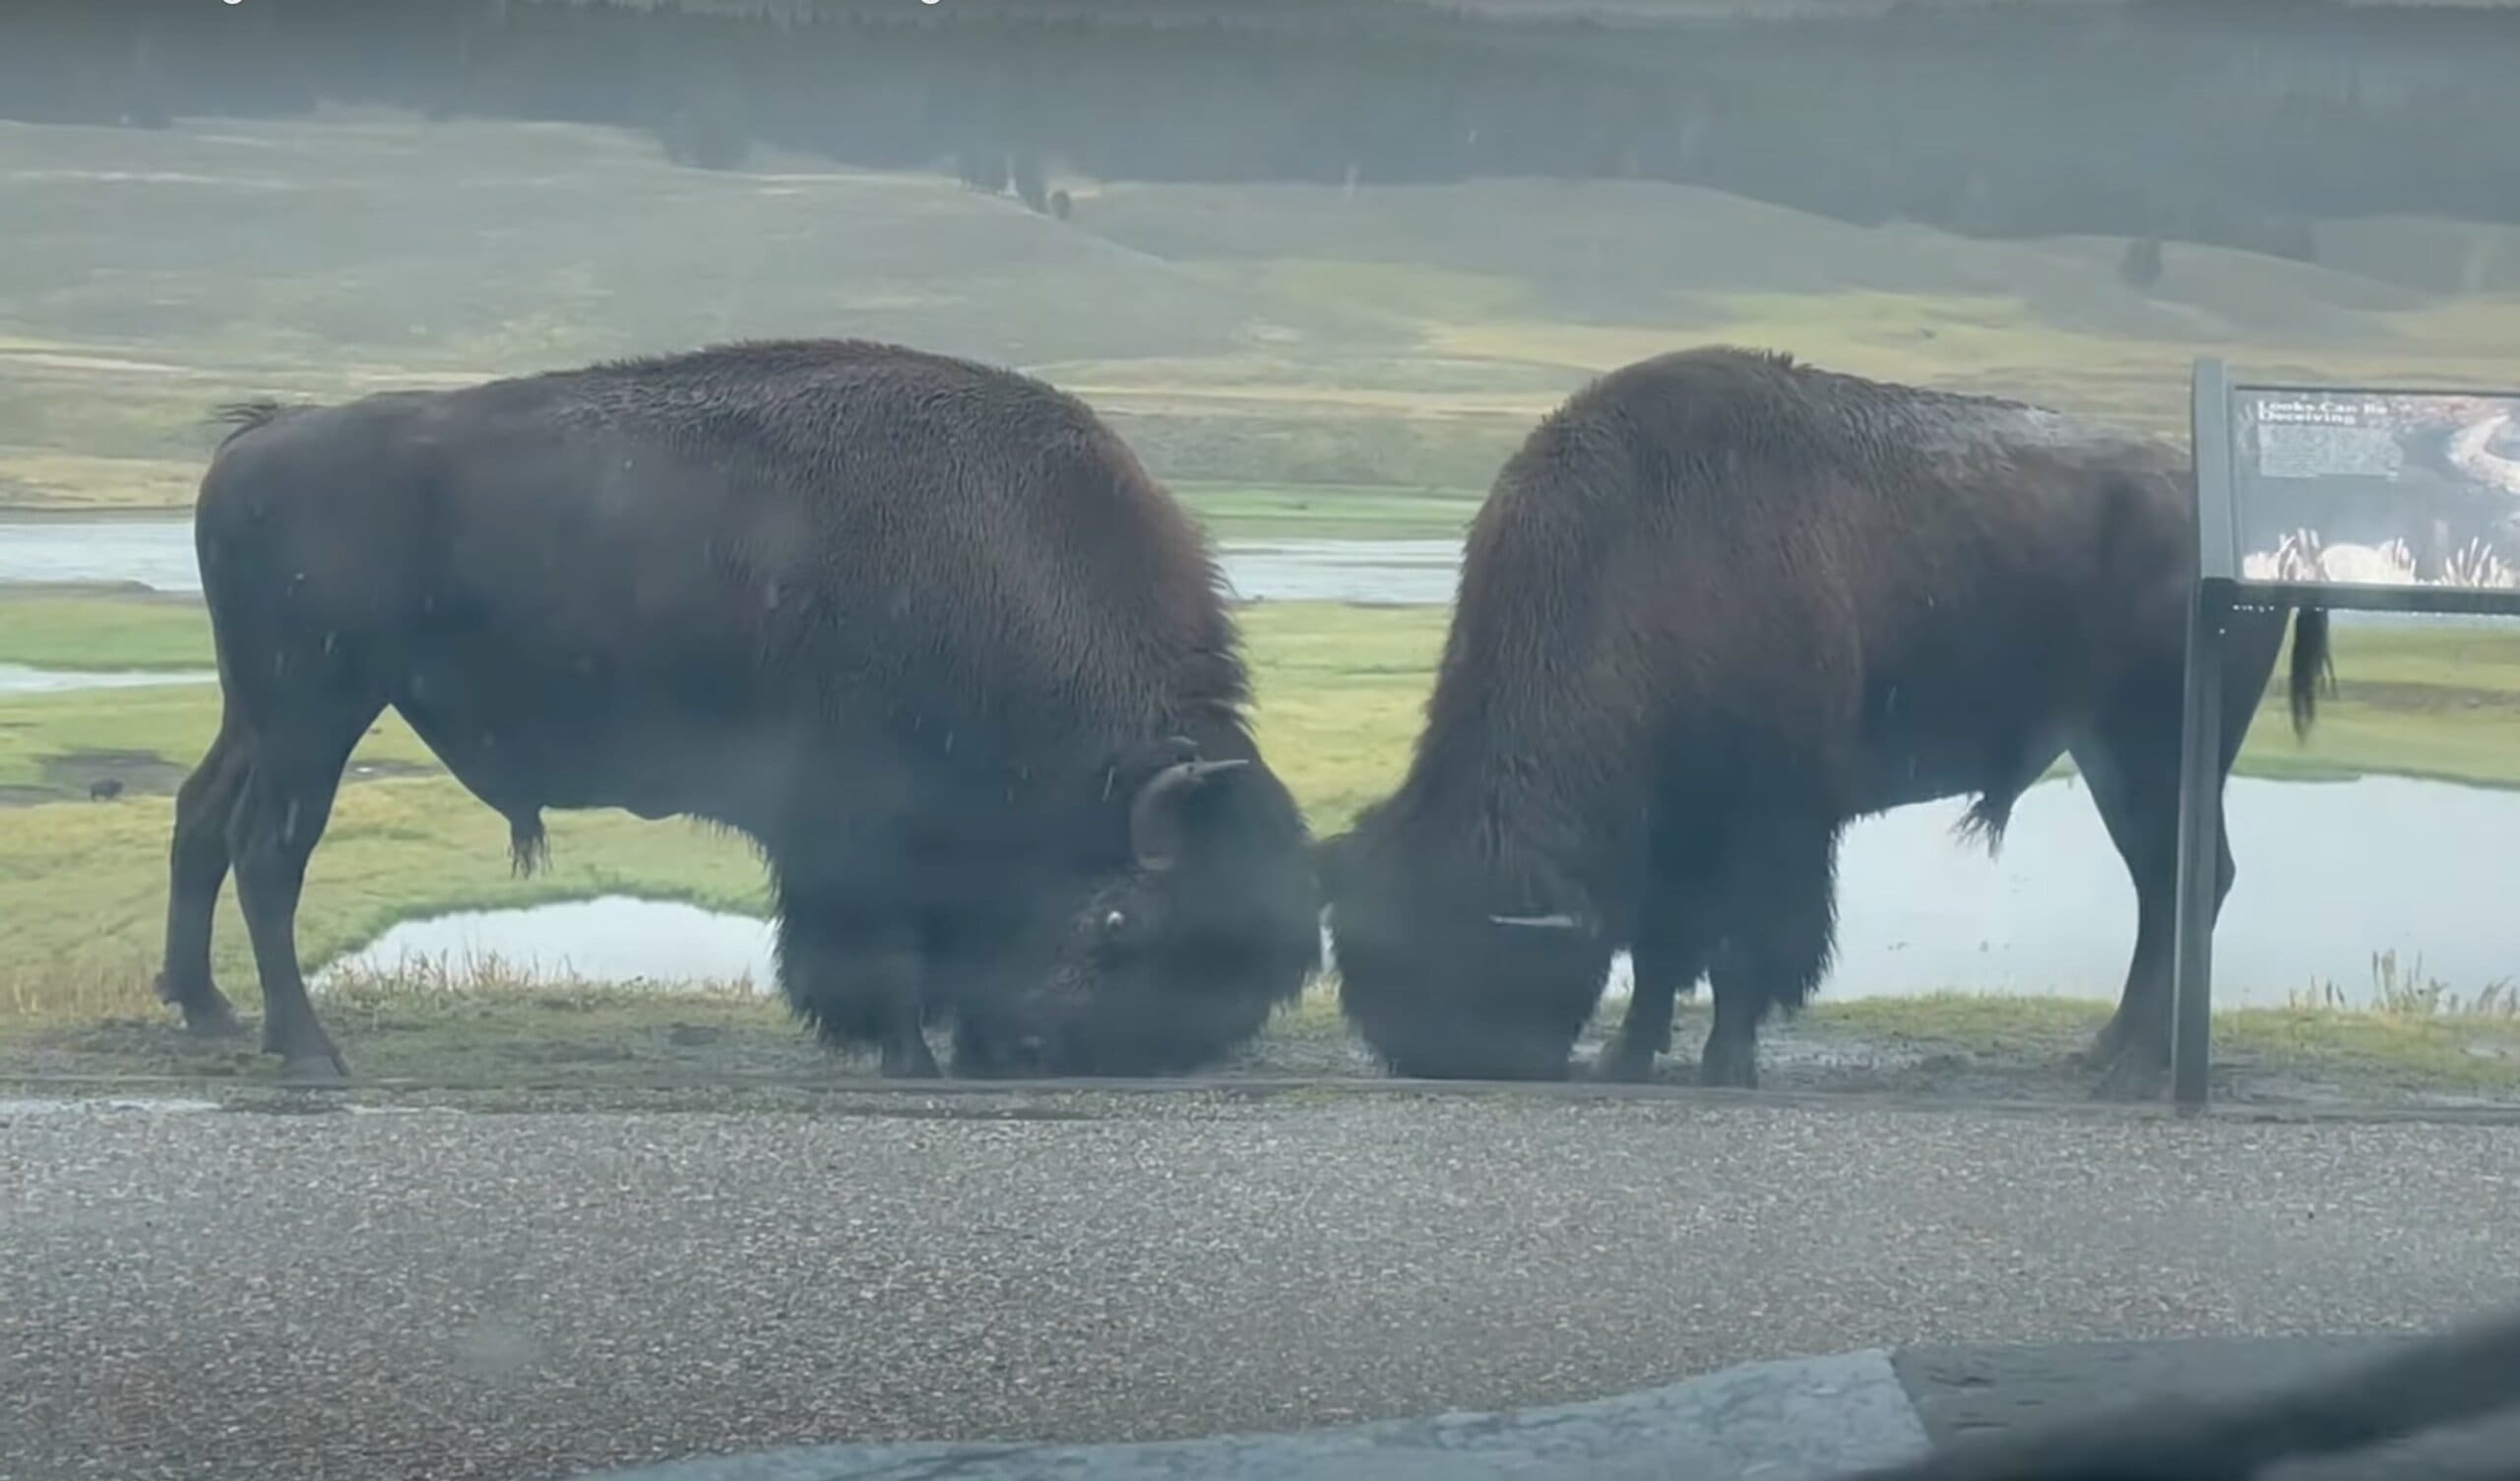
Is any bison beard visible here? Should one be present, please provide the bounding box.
[1840,1301,2520,1481]
[1324,346,2331,1092]
[158,339,1320,1081]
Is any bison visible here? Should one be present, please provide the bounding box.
[157,339,1321,1082]
[1320,346,2330,1091]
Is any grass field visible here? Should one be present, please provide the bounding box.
[4,587,2520,1099]
[10,110,2520,512]
[1167,480,1486,540]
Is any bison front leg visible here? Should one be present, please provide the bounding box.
[1696,820,1841,1091]
[871,953,943,1079]
[1600,900,1715,1083]
[771,900,941,1079]
[1599,978,1677,1084]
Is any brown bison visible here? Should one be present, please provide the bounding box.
[158,339,1321,1081]
[1321,346,2329,1091]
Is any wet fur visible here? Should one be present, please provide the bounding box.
[1325,346,2329,1086]
[1844,1301,2520,1481]
[162,339,1319,1079]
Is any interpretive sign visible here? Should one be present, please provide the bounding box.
[2172,362,2520,1109]
[2229,387,2520,593]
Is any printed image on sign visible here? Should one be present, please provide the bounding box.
[2233,389,2520,590]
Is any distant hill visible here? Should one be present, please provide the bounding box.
[1079,178,2459,345]
[11,0,2520,260]
[3,111,2517,508]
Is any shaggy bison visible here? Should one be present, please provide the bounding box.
[1321,346,2329,1091]
[158,339,1320,1081]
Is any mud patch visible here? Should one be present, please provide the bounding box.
[8,985,2518,1114]
[0,748,438,806]
[38,748,187,800]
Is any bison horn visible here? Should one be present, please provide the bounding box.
[1129,758,1249,870]
[1489,912,1581,930]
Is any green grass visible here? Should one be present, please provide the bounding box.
[5,965,812,1086]
[0,593,221,670]
[1169,480,1484,539]
[1813,991,2520,1095]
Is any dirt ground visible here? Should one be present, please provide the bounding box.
[8,987,2518,1117]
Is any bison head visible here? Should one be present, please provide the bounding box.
[961,735,1322,1078]
[1318,804,1613,1080]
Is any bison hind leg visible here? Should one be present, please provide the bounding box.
[158,714,251,1038]
[506,810,551,878]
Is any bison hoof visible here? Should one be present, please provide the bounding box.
[880,1043,942,1079]
[1697,1053,1758,1090]
[2090,1046,2167,1102]
[173,988,245,1039]
[1595,1045,1658,1084]
[278,1052,349,1087]
[2073,1016,2134,1070]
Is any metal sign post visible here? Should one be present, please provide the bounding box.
[2171,360,2237,1110]
[2173,359,2520,1108]
[2168,576,2227,1110]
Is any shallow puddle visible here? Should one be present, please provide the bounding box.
[318,772,2520,1012]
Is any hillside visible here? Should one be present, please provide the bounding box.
[5,108,2519,508]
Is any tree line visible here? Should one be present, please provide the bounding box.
[9,0,2519,258]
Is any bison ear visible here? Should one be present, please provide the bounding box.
[1128,757,1250,871]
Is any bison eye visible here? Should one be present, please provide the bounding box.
[1102,909,1127,933]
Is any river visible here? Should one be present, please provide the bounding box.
[0,518,1465,606]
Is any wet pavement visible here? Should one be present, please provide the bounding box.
[7,1084,2519,1481]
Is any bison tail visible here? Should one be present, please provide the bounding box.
[1950,790,2015,859]
[2287,606,2335,739]
[206,399,306,450]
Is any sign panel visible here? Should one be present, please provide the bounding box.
[2231,388,2520,592]
[2181,362,2520,1107]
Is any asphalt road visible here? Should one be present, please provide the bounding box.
[8,1085,2520,1481]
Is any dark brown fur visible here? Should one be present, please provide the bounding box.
[160,339,1320,1080]
[1845,1302,2520,1481]
[1323,346,2328,1089]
